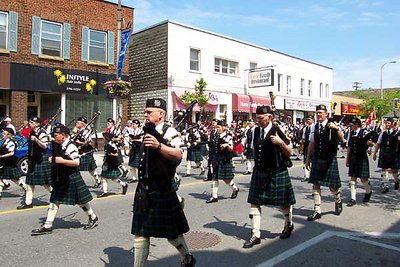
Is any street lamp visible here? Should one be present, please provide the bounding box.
[380,61,397,99]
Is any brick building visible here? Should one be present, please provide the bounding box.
[0,0,134,130]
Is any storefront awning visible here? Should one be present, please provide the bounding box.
[172,91,218,112]
[232,94,251,113]
[249,95,271,113]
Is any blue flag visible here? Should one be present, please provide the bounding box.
[117,28,132,79]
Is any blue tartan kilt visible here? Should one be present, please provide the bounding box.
[309,157,341,188]
[188,147,203,162]
[247,168,296,206]
[79,153,97,172]
[131,185,190,238]
[245,148,254,160]
[378,148,399,169]
[214,158,234,180]
[128,150,141,168]
[200,144,208,157]
[348,157,369,179]
[1,164,23,180]
[26,155,52,185]
[50,172,93,205]
[101,165,122,178]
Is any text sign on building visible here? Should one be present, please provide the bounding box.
[341,103,360,115]
[248,69,274,88]
[285,99,323,111]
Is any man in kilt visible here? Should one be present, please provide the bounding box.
[98,133,128,198]
[0,128,27,199]
[132,98,195,267]
[243,119,256,175]
[183,126,205,177]
[204,119,218,182]
[301,116,314,182]
[127,119,142,183]
[18,117,52,210]
[305,104,345,221]
[31,125,98,235]
[73,117,101,188]
[205,120,239,204]
[243,106,296,248]
[373,117,399,193]
[106,118,129,178]
[346,118,374,206]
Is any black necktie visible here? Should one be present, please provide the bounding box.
[260,128,265,140]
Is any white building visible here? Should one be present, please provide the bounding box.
[129,20,332,124]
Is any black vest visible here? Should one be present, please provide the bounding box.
[51,141,78,188]
[380,130,397,150]
[28,129,47,163]
[314,123,339,160]
[348,129,369,159]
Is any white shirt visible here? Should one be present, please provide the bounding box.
[155,122,182,149]
[61,137,80,163]
[309,119,328,143]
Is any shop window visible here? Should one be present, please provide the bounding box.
[89,29,107,62]
[0,12,7,50]
[308,80,312,97]
[214,57,238,76]
[190,48,200,71]
[300,78,304,95]
[41,20,62,57]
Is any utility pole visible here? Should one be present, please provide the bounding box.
[352,82,362,90]
[113,0,122,121]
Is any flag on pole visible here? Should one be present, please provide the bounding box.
[117,28,132,79]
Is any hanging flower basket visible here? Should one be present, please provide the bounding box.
[103,80,132,98]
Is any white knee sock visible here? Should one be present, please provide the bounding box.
[280,206,293,227]
[116,179,127,186]
[349,181,357,200]
[249,207,261,238]
[168,235,191,260]
[134,238,150,267]
[89,170,100,183]
[246,160,252,172]
[25,185,35,205]
[313,189,322,213]
[382,171,389,186]
[211,180,219,198]
[362,181,371,194]
[44,203,59,228]
[80,203,96,220]
[102,178,108,193]
[130,167,138,181]
[43,184,52,193]
[228,180,238,191]
[186,161,191,175]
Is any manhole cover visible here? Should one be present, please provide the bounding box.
[184,231,221,250]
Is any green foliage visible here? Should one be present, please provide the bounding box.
[353,88,400,119]
[179,78,209,108]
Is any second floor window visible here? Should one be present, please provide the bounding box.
[190,48,200,71]
[89,30,107,62]
[41,20,62,57]
[277,74,283,92]
[308,80,312,96]
[0,12,7,50]
[319,83,323,98]
[286,75,291,94]
[250,62,257,71]
[215,58,238,76]
[300,78,304,95]
[326,84,330,98]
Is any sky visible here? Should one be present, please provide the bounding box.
[112,0,400,91]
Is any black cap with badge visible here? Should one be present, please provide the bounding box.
[256,105,273,115]
[316,104,327,111]
[77,117,88,124]
[29,116,42,124]
[146,98,167,111]
[52,125,70,135]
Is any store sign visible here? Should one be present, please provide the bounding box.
[248,69,274,88]
[53,69,97,94]
[341,103,360,115]
[285,99,323,111]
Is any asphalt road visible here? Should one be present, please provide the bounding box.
[0,152,399,267]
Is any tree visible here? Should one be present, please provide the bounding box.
[353,88,400,119]
[179,78,209,120]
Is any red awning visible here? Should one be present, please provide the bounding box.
[172,91,218,112]
[232,94,251,113]
[249,95,271,113]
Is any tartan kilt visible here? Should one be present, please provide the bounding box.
[188,147,203,162]
[79,153,97,172]
[247,168,296,206]
[200,144,208,157]
[214,157,234,180]
[378,148,399,169]
[309,157,341,188]
[26,155,52,185]
[128,147,141,168]
[50,172,93,205]
[101,165,122,178]
[348,157,369,179]
[245,148,254,160]
[131,185,190,238]
[1,164,23,180]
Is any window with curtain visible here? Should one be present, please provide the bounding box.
[0,12,8,49]
[190,48,200,71]
[89,29,107,62]
[214,57,238,76]
[41,20,62,57]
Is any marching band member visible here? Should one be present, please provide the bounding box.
[243,119,256,175]
[127,119,142,183]
[31,125,98,235]
[98,132,128,198]
[132,98,195,267]
[73,117,101,188]
[205,120,239,204]
[243,106,296,248]
[183,126,205,177]
[17,117,52,210]
[301,115,314,182]
[0,128,27,199]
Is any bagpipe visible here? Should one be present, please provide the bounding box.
[71,111,101,153]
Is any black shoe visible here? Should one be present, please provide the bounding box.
[181,254,196,267]
[381,186,389,193]
[31,226,53,236]
[280,224,294,239]
[180,197,185,209]
[17,203,33,210]
[231,188,239,199]
[243,171,252,175]
[205,197,218,204]
[122,184,128,195]
[346,199,356,207]
[307,212,322,221]
[127,179,138,184]
[335,201,343,216]
[97,192,109,198]
[83,216,98,230]
[182,174,191,177]
[122,169,128,178]
[199,169,205,176]
[363,192,372,202]
[395,181,399,190]
[93,181,101,188]
[243,236,261,248]
[301,177,309,182]
[203,176,212,181]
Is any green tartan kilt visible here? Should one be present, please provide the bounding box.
[348,156,369,179]
[26,155,52,185]
[101,165,122,178]
[247,168,296,206]
[128,149,141,168]
[188,147,203,162]
[50,172,93,205]
[309,157,341,188]
[200,144,208,157]
[79,153,97,172]
[131,185,190,238]
[378,148,399,169]
[1,164,23,180]
[214,157,234,180]
[245,148,254,160]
